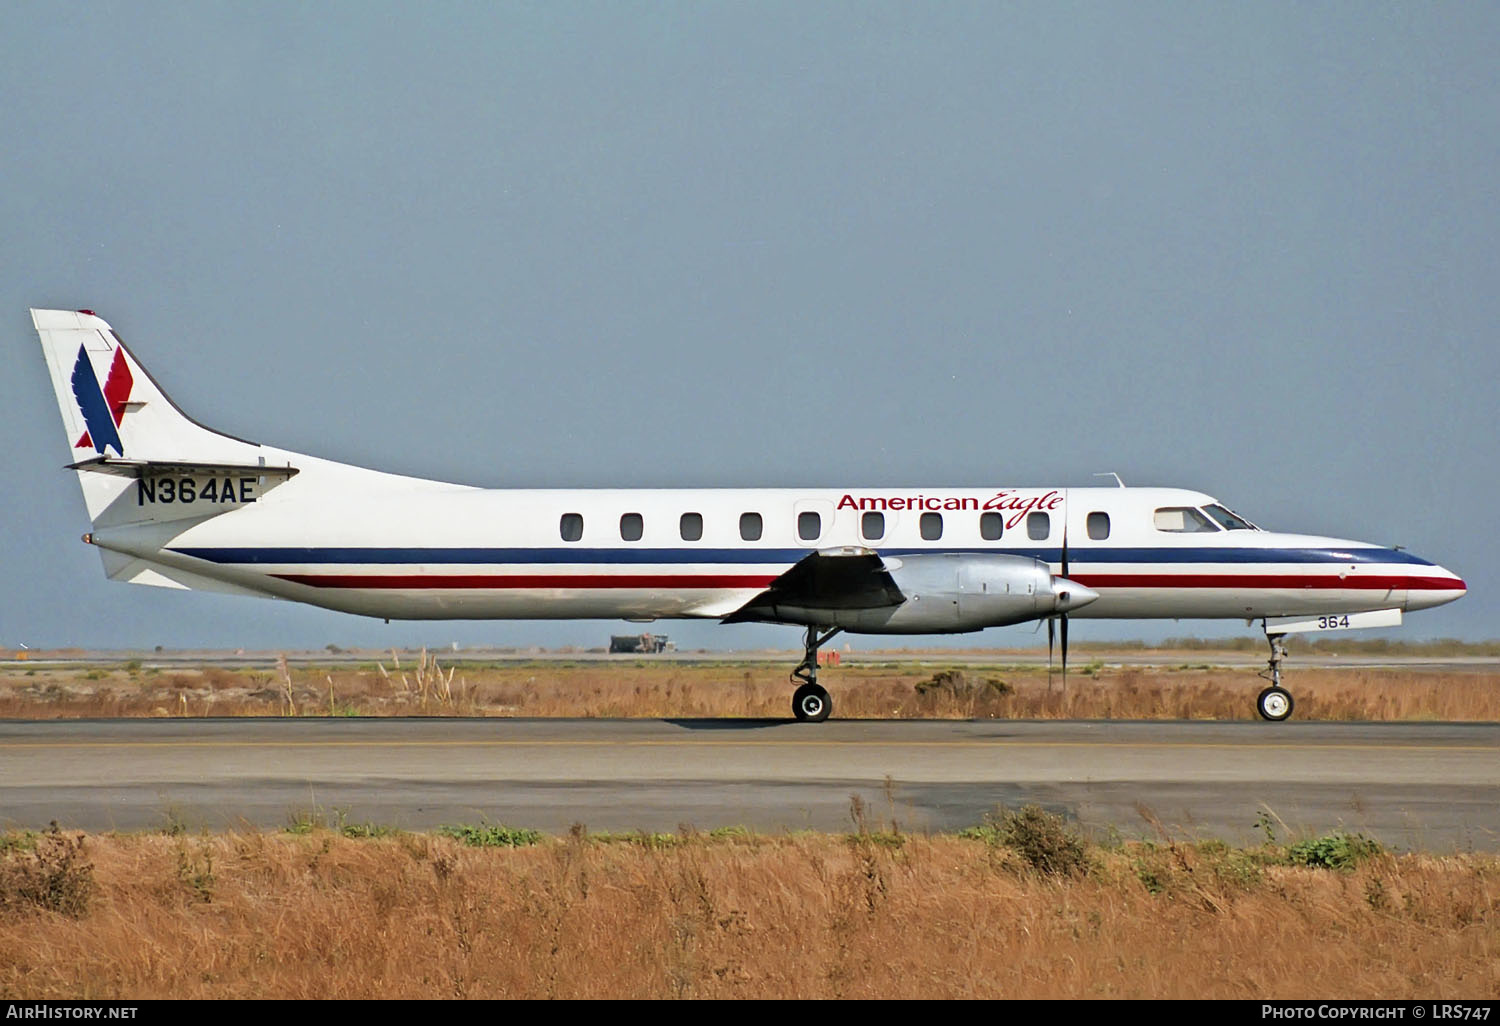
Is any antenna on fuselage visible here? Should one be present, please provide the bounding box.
[1093,472,1126,488]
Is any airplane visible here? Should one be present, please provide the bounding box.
[30,308,1466,722]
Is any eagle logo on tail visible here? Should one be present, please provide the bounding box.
[71,345,133,456]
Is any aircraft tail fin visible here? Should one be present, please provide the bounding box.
[31,309,293,523]
[32,309,263,464]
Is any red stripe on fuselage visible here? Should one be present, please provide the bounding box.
[1068,573,1464,591]
[266,570,1462,592]
[272,573,779,590]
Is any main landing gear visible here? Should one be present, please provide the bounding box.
[791,625,843,722]
[1257,631,1295,722]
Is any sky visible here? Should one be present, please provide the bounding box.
[2,2,1495,653]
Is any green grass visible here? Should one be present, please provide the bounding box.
[339,822,400,840]
[284,810,318,836]
[437,823,545,848]
[281,806,400,839]
[1286,832,1384,871]
[0,831,39,854]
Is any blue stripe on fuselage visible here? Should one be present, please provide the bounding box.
[167,545,1434,566]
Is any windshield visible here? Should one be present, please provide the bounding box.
[1202,504,1257,531]
[1153,507,1219,533]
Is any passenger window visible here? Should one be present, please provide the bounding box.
[1153,507,1219,533]
[1086,511,1110,540]
[739,512,763,542]
[798,511,821,541]
[979,512,1003,541]
[620,512,643,542]
[920,512,943,541]
[680,512,703,542]
[861,511,885,541]
[559,513,583,542]
[1027,511,1050,541]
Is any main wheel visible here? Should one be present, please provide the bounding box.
[1256,686,1294,722]
[792,682,831,722]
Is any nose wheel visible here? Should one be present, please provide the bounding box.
[1257,630,1295,721]
[790,625,841,722]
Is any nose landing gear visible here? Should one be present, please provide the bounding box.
[1256,631,1294,721]
[790,625,842,722]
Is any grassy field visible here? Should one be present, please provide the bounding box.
[3,654,1498,720]
[4,654,1495,998]
[1,814,1495,999]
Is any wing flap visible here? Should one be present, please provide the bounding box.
[722,547,903,624]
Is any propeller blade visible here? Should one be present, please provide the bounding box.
[1047,616,1055,685]
[1059,512,1069,690]
[1061,613,1069,690]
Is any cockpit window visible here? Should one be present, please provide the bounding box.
[1203,504,1257,531]
[1153,506,1219,533]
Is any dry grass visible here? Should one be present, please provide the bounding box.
[2,659,1498,721]
[0,826,1495,999]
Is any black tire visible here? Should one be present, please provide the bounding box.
[1256,686,1294,722]
[792,682,831,722]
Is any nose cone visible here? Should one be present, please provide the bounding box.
[1407,561,1467,611]
[1051,577,1099,613]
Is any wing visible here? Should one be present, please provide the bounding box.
[722,547,903,624]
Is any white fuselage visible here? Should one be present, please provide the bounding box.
[91,455,1466,628]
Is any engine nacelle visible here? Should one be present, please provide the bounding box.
[769,553,1093,634]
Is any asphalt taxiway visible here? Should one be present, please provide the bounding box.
[2,718,1495,850]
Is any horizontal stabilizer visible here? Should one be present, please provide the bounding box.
[66,457,299,480]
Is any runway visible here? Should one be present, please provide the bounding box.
[8,649,1499,673]
[2,718,1496,851]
